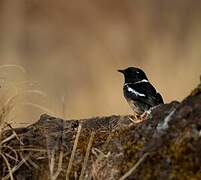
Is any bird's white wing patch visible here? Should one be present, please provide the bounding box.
[134,79,149,84]
[127,85,146,97]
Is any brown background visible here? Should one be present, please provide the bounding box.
[0,0,200,125]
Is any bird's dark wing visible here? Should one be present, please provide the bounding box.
[125,82,164,107]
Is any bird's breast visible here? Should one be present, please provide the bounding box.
[126,98,144,115]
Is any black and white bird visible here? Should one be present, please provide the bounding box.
[118,67,164,122]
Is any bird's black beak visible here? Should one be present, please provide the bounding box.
[118,69,124,74]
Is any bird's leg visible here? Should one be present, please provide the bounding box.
[140,111,149,121]
[141,109,154,120]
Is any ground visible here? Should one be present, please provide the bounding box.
[0,80,201,180]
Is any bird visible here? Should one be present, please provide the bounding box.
[118,67,164,122]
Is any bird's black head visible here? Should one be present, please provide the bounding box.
[118,67,148,83]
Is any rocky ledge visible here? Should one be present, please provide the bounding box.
[1,80,201,180]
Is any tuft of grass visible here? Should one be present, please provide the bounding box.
[0,64,54,179]
[0,73,18,179]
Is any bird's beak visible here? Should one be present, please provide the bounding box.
[118,69,124,74]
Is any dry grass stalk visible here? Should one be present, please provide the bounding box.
[1,145,18,162]
[20,89,47,97]
[20,102,58,117]
[49,148,64,180]
[66,123,82,180]
[48,150,55,178]
[0,64,26,73]
[0,152,14,180]
[119,152,149,180]
[102,134,112,151]
[4,153,18,162]
[16,148,47,152]
[26,156,39,169]
[1,134,15,144]
[5,123,24,145]
[2,154,30,180]
[79,131,95,180]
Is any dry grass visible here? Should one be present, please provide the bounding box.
[0,64,58,126]
[66,123,82,180]
[0,65,54,179]
[79,131,95,180]
[119,153,149,180]
[0,66,24,179]
[0,124,25,179]
[0,65,97,180]
[0,66,19,179]
[48,149,64,180]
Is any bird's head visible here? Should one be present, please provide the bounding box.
[118,67,148,83]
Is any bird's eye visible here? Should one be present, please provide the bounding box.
[136,71,139,74]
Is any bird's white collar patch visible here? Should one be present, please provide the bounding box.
[124,79,148,86]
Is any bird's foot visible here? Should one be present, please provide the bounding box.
[128,114,144,123]
[128,111,151,124]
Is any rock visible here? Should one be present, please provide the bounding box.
[0,81,201,180]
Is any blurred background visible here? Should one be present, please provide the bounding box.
[0,0,201,126]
